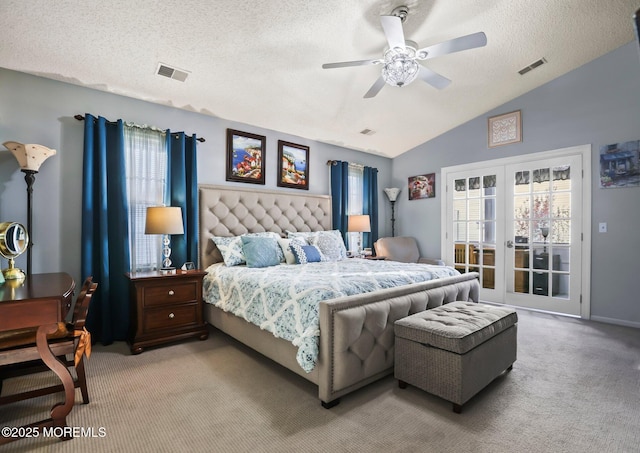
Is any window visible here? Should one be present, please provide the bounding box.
[347,163,364,251]
[124,125,168,272]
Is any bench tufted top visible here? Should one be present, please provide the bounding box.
[394,302,517,354]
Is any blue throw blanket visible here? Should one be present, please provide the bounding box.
[203,259,459,373]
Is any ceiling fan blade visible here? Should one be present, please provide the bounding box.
[380,15,406,50]
[363,76,386,98]
[322,59,380,69]
[418,32,487,60]
[417,65,451,90]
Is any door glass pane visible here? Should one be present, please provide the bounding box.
[554,274,570,299]
[484,198,496,220]
[552,193,571,218]
[514,270,529,293]
[532,194,550,219]
[483,221,496,243]
[515,248,529,269]
[454,243,466,264]
[553,220,571,244]
[554,246,570,271]
[532,168,550,192]
[454,179,466,198]
[468,177,480,197]
[468,199,481,221]
[514,195,530,218]
[514,221,529,244]
[454,222,467,242]
[468,222,480,242]
[454,199,467,220]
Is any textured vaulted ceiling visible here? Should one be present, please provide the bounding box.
[1,0,637,158]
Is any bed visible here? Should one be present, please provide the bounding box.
[198,184,480,407]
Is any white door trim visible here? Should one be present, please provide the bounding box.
[440,144,591,319]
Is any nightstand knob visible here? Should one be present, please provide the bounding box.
[168,290,175,296]
[168,312,175,319]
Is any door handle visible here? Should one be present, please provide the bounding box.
[506,240,514,248]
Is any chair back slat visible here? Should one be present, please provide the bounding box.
[71,277,97,330]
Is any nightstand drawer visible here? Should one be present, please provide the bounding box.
[144,304,197,332]
[143,282,197,307]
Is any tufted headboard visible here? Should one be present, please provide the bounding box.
[198,184,332,269]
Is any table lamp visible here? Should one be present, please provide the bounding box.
[145,206,184,273]
[347,214,371,257]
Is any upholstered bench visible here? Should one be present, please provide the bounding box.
[394,301,517,413]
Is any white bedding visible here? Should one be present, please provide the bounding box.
[203,259,459,372]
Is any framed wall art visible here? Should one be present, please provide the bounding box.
[277,140,309,190]
[226,129,266,184]
[599,140,640,188]
[408,173,436,200]
[488,110,522,148]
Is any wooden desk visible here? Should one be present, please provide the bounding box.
[0,273,76,444]
[0,272,75,331]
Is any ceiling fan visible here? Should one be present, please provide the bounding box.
[322,6,487,98]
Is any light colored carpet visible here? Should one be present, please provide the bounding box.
[1,309,639,453]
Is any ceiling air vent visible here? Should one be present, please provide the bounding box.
[518,58,547,76]
[360,128,376,136]
[156,63,189,82]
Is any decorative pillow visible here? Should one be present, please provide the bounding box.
[311,231,347,261]
[241,236,281,268]
[289,242,325,264]
[277,237,307,264]
[286,231,312,244]
[212,236,245,266]
[245,231,284,262]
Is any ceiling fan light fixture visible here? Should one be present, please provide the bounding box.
[381,46,419,87]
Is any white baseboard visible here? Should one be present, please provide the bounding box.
[590,316,640,329]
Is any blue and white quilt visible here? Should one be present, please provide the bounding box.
[203,259,459,373]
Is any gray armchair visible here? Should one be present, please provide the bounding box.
[374,236,445,265]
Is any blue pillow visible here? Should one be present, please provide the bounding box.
[289,242,324,264]
[241,236,280,268]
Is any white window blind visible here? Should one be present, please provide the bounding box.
[124,124,168,272]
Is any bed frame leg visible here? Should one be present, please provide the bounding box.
[321,398,340,409]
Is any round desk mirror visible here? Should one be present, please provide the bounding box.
[0,222,29,281]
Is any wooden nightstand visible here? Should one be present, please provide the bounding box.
[126,270,209,354]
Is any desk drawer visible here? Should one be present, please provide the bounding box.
[143,304,197,332]
[143,281,197,307]
[0,298,61,331]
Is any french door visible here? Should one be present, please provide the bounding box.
[443,146,589,317]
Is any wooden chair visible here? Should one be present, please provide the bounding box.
[0,277,98,412]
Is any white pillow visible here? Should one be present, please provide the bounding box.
[311,231,347,261]
[212,236,245,266]
[278,237,306,264]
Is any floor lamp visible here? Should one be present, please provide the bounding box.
[384,188,400,237]
[3,142,57,275]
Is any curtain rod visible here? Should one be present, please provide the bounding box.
[326,160,365,168]
[74,114,205,142]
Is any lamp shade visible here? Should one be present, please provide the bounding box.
[3,141,56,172]
[384,187,400,202]
[347,215,371,233]
[145,206,184,235]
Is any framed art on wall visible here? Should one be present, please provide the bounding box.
[488,110,522,148]
[408,173,436,200]
[226,129,266,184]
[277,140,309,190]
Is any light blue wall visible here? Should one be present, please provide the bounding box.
[0,68,392,286]
[393,42,640,327]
